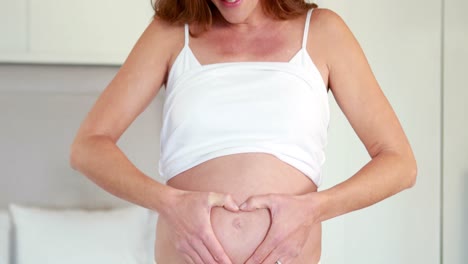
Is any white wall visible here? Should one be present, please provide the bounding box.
[443,0,468,262]
[318,0,441,263]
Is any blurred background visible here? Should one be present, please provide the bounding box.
[0,0,466,263]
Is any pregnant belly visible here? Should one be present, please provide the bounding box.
[155,153,322,264]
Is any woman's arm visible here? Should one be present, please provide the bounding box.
[240,8,417,264]
[69,17,238,264]
[70,17,176,212]
[314,8,417,222]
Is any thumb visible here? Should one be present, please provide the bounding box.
[208,192,240,212]
[239,194,272,211]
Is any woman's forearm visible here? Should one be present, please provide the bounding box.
[313,150,417,223]
[69,135,176,213]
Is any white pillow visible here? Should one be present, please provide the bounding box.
[0,211,11,264]
[9,203,157,264]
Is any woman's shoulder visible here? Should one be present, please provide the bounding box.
[146,16,185,43]
[141,16,185,63]
[309,8,356,48]
[311,8,349,32]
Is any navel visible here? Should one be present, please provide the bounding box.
[232,216,243,230]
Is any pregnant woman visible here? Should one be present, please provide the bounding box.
[70,0,417,263]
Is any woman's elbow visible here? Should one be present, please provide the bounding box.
[69,138,85,171]
[404,155,418,189]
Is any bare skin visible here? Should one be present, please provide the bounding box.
[70,1,417,264]
[156,153,322,264]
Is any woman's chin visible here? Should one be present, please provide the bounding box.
[218,14,248,25]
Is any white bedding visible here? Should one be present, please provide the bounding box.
[0,206,158,264]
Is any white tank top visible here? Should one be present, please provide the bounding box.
[159,8,330,187]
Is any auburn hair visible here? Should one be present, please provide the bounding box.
[152,0,318,32]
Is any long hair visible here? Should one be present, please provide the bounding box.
[152,0,318,31]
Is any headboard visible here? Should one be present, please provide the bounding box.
[0,64,166,210]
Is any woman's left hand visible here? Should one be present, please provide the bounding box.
[239,192,321,264]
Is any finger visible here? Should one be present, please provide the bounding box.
[239,194,272,211]
[262,248,289,264]
[208,192,239,212]
[245,230,281,264]
[191,238,218,264]
[186,243,205,264]
[202,228,233,264]
[181,252,196,264]
[265,255,292,264]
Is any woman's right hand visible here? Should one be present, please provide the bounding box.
[159,189,240,264]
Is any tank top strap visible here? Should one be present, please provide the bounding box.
[302,8,314,48]
[184,23,190,46]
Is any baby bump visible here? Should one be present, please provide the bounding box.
[210,207,271,263]
[155,205,321,264]
[154,207,271,263]
[155,153,322,263]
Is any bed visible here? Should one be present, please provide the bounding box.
[0,206,158,264]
